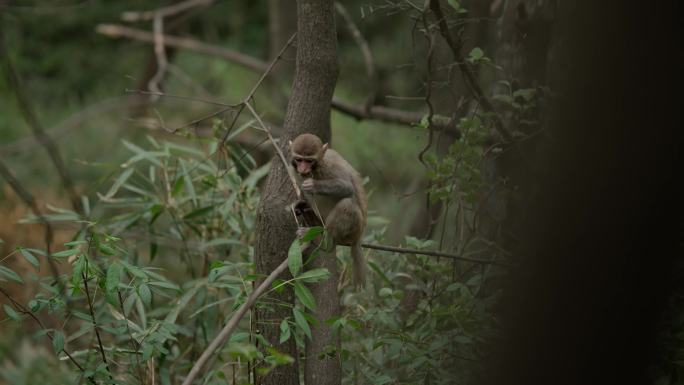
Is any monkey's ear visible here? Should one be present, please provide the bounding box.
[288,140,293,148]
[321,143,329,154]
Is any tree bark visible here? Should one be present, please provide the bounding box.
[254,0,339,384]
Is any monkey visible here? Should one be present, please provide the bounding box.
[288,133,367,287]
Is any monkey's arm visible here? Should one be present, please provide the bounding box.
[304,177,355,198]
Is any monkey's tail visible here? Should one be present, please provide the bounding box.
[351,242,366,288]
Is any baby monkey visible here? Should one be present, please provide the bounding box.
[289,133,367,286]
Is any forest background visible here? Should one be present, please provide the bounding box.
[0,1,680,385]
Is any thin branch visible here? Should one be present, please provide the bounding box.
[82,254,114,381]
[95,24,459,134]
[361,243,513,267]
[96,24,269,72]
[0,27,82,214]
[330,99,458,134]
[121,0,213,22]
[180,257,290,385]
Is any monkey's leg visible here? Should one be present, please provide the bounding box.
[326,198,365,286]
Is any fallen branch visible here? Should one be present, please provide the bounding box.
[96,23,459,134]
[361,242,512,267]
[180,257,290,385]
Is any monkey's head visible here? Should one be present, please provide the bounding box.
[289,133,329,175]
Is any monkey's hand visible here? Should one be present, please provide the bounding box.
[301,178,315,193]
[296,227,310,239]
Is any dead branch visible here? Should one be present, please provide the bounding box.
[97,24,269,72]
[96,23,460,134]
[0,28,82,214]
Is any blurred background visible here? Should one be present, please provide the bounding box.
[0,1,680,385]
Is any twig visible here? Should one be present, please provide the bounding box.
[122,0,213,22]
[0,26,83,214]
[95,24,459,134]
[0,287,96,385]
[361,243,512,267]
[82,254,114,381]
[180,257,290,385]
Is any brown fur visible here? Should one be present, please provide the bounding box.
[289,134,367,286]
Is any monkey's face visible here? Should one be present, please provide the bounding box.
[292,156,316,175]
[289,134,328,176]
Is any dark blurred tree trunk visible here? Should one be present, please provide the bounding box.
[476,1,681,385]
[254,0,339,384]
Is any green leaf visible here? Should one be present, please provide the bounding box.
[0,266,23,283]
[293,308,312,339]
[147,280,180,291]
[293,281,316,310]
[171,177,184,197]
[52,330,65,353]
[299,226,325,243]
[279,319,291,343]
[104,167,135,199]
[138,283,152,307]
[468,47,484,62]
[183,205,215,220]
[179,159,198,205]
[297,268,330,283]
[3,304,21,321]
[63,240,87,247]
[105,263,122,294]
[287,240,303,277]
[18,247,39,268]
[52,248,81,258]
[447,0,461,11]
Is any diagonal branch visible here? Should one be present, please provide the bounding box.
[0,27,83,214]
[428,0,513,143]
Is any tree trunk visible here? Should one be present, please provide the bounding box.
[254,0,339,384]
